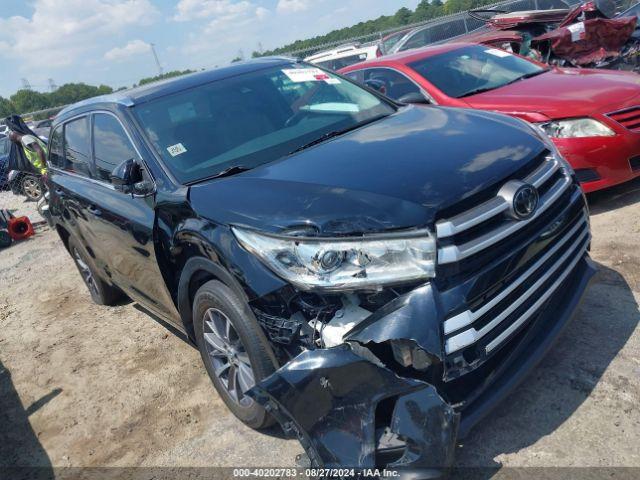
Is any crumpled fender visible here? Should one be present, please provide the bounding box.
[344,284,443,361]
[247,344,459,475]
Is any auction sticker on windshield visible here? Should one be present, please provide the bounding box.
[283,68,339,84]
[167,143,187,157]
[485,48,511,58]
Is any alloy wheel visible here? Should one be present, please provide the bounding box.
[203,308,256,407]
[72,247,99,298]
[22,177,42,200]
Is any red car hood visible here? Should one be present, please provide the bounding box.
[465,68,640,119]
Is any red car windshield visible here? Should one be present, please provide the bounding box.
[409,45,547,98]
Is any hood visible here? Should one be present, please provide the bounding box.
[189,106,545,236]
[466,68,640,119]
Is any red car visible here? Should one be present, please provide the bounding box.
[340,42,640,192]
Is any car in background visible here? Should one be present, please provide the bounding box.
[385,0,569,55]
[379,29,412,55]
[341,42,640,192]
[304,43,380,70]
[0,135,10,189]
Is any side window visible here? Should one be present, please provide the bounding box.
[363,69,420,101]
[331,54,368,71]
[344,71,363,83]
[400,29,430,52]
[48,126,64,167]
[63,117,91,177]
[0,137,8,155]
[92,114,138,182]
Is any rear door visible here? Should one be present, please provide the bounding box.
[83,111,179,321]
[47,116,99,253]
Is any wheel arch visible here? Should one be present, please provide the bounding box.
[177,256,249,341]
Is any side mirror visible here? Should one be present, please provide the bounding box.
[110,158,143,193]
[398,92,431,105]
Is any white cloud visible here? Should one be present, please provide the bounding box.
[104,39,151,61]
[173,0,254,22]
[276,0,311,13]
[0,0,158,69]
[255,6,271,20]
[176,0,268,57]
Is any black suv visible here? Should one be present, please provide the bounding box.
[47,58,596,475]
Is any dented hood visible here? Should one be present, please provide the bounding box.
[189,106,544,235]
[465,68,640,119]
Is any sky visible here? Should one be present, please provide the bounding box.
[0,0,419,98]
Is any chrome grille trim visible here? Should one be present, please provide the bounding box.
[436,157,559,239]
[445,228,590,354]
[443,213,588,335]
[438,174,574,264]
[485,239,588,353]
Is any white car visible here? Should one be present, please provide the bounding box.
[304,43,380,71]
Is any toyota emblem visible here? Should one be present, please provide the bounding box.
[499,180,540,220]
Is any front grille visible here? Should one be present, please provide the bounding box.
[607,106,640,132]
[630,156,640,172]
[444,212,589,355]
[435,153,586,378]
[436,153,571,266]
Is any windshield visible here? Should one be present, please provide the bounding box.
[409,45,546,98]
[133,64,395,184]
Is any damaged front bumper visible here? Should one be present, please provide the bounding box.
[247,256,597,478]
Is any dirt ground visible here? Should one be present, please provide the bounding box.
[0,178,639,477]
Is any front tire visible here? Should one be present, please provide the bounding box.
[68,236,123,306]
[193,280,277,429]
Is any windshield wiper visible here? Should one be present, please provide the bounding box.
[457,68,551,98]
[289,114,389,155]
[204,165,252,181]
[503,69,550,87]
[457,86,498,98]
[289,130,350,155]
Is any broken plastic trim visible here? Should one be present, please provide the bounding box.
[247,344,458,475]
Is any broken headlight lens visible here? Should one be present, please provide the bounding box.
[233,227,436,291]
[538,118,615,138]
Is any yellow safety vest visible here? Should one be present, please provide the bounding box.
[22,136,47,175]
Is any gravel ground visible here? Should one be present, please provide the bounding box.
[0,179,639,477]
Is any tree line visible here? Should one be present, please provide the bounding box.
[0,69,197,120]
[255,0,498,57]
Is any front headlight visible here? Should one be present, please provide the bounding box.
[233,227,436,291]
[538,118,615,138]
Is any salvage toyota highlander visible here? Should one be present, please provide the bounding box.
[46,58,597,476]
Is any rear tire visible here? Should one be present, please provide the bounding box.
[68,236,122,306]
[193,280,277,430]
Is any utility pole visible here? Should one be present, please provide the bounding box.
[150,43,163,76]
[21,78,32,90]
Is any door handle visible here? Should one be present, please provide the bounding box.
[87,206,102,216]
